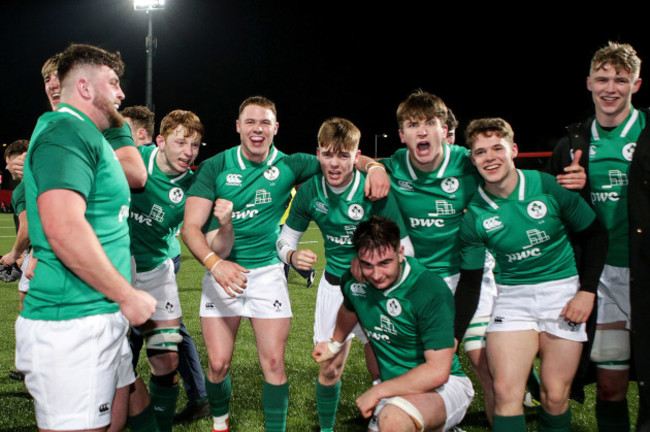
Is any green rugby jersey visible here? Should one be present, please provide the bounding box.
[284,170,408,278]
[103,120,135,151]
[588,108,645,267]
[130,145,194,272]
[11,180,25,215]
[460,169,595,286]
[380,144,484,276]
[23,103,131,320]
[341,256,464,381]
[188,145,320,268]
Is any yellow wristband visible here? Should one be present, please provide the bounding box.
[202,252,222,270]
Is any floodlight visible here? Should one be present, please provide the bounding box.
[133,0,165,11]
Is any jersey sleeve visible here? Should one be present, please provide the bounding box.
[284,182,314,232]
[371,190,408,238]
[29,123,99,200]
[410,271,456,350]
[285,153,321,184]
[458,208,487,270]
[340,271,357,312]
[542,172,595,232]
[103,122,136,151]
[187,155,221,201]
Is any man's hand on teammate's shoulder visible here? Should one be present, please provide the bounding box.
[349,256,365,284]
[211,260,249,297]
[556,149,586,190]
[364,162,390,201]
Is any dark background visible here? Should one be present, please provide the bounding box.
[1,1,649,166]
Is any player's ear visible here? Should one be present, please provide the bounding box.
[511,142,519,159]
[155,135,165,149]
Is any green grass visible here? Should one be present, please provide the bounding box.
[0,214,639,431]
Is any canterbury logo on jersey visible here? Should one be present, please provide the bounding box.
[225,173,242,186]
[483,216,503,232]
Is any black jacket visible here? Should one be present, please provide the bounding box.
[548,109,650,418]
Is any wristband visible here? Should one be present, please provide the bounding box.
[327,338,344,354]
[287,250,295,266]
[202,252,222,270]
[365,161,385,172]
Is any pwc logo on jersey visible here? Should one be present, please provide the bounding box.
[483,216,503,232]
[118,205,130,223]
[169,187,184,204]
[348,203,365,220]
[441,177,459,194]
[226,173,242,186]
[527,201,547,220]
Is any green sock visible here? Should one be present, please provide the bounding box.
[493,414,526,432]
[149,380,179,432]
[596,398,630,432]
[127,402,159,432]
[262,381,289,432]
[205,374,232,417]
[316,380,341,432]
[538,408,572,432]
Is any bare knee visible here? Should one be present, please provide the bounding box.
[378,405,416,432]
[147,351,178,376]
[208,355,232,382]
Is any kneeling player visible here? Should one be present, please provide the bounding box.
[313,216,473,432]
[460,118,607,431]
[276,118,413,432]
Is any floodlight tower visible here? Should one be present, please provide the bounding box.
[133,0,165,110]
[374,133,388,158]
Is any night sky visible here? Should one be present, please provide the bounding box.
[2,1,649,166]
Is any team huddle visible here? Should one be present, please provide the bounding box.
[5,40,649,432]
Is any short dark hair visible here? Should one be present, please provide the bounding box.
[122,105,155,139]
[353,216,401,255]
[57,43,125,84]
[4,139,29,160]
[239,96,277,118]
[396,89,448,129]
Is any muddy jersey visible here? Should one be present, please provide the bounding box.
[460,169,595,286]
[22,103,131,320]
[129,145,194,272]
[188,145,320,268]
[341,256,464,381]
[588,108,645,267]
[380,145,484,276]
[284,170,408,277]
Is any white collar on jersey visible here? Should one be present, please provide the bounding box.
[478,169,526,210]
[57,106,84,122]
[591,108,639,141]
[236,145,278,170]
[382,258,412,296]
[148,146,190,183]
[321,169,361,201]
[405,142,451,180]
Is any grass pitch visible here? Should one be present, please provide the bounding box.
[0,215,638,431]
